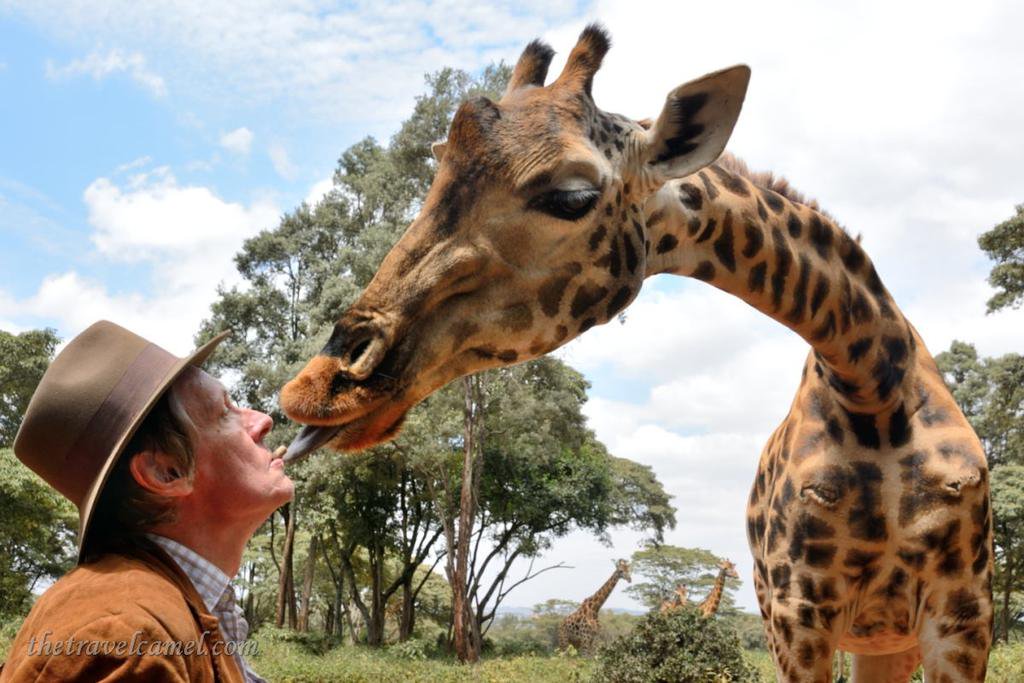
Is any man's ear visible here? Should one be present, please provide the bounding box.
[128,450,193,498]
[431,140,447,162]
[644,65,750,182]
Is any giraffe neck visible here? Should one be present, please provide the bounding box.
[699,569,727,616]
[582,568,622,615]
[642,161,916,415]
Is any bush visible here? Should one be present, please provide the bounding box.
[591,608,755,683]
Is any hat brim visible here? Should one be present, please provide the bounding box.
[76,331,229,562]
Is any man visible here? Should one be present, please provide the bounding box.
[1,321,293,682]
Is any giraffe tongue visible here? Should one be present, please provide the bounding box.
[283,424,343,463]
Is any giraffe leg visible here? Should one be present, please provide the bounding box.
[767,603,835,683]
[918,604,991,682]
[849,646,921,683]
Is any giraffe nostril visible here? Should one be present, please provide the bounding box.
[330,371,353,396]
[348,338,372,367]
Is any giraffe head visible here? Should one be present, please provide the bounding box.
[280,25,750,458]
[719,558,739,579]
[615,558,632,583]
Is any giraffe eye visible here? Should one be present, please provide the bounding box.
[529,188,600,221]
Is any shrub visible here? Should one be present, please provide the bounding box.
[591,608,755,683]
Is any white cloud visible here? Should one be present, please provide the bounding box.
[5,171,279,352]
[304,177,334,207]
[268,142,298,181]
[219,127,253,156]
[45,48,167,97]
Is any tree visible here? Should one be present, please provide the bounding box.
[0,328,59,447]
[625,544,740,614]
[0,448,77,619]
[991,464,1024,642]
[979,203,1024,312]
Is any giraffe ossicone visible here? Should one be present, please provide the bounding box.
[281,24,993,682]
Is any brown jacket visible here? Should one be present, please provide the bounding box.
[0,540,245,682]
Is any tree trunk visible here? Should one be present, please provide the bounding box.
[399,576,415,641]
[298,534,319,632]
[275,503,298,628]
[366,544,385,646]
[451,375,482,663]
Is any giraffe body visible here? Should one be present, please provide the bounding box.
[659,583,689,613]
[281,26,993,682]
[558,559,631,653]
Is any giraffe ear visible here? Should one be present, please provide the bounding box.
[431,141,448,162]
[643,64,750,182]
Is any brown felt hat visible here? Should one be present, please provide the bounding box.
[13,320,227,562]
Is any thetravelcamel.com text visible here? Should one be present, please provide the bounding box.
[25,630,259,658]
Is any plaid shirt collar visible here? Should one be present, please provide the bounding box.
[146,533,231,613]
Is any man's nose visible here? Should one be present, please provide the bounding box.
[246,409,273,442]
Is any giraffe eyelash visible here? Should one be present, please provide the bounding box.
[528,188,601,221]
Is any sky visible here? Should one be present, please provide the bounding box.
[2,0,1023,615]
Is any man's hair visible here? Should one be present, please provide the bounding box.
[85,384,198,556]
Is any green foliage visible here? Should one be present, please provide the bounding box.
[625,544,739,612]
[0,448,77,620]
[935,341,1024,468]
[991,464,1024,640]
[591,608,755,683]
[0,328,59,448]
[979,203,1024,312]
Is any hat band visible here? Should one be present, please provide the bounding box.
[61,343,180,506]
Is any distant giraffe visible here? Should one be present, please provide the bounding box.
[558,559,631,652]
[659,583,689,613]
[698,559,739,618]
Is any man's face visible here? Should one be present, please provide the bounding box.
[177,368,293,523]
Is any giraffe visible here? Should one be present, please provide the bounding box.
[557,559,631,652]
[697,558,739,618]
[280,25,994,682]
[659,583,689,613]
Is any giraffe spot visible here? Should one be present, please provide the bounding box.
[898,452,966,525]
[805,543,838,568]
[713,210,736,272]
[748,261,767,293]
[570,283,608,319]
[785,255,811,323]
[770,562,791,597]
[538,275,572,317]
[555,325,569,342]
[945,587,981,622]
[678,182,703,210]
[631,219,644,243]
[595,235,622,278]
[838,273,854,333]
[897,548,926,571]
[604,203,613,217]
[692,261,716,281]
[499,303,533,332]
[756,198,769,221]
[696,217,717,243]
[786,213,802,238]
[878,566,909,599]
[770,227,792,310]
[497,349,518,363]
[921,519,964,576]
[647,208,665,227]
[827,418,844,445]
[588,224,607,251]
[843,548,882,584]
[808,214,833,259]
[710,164,750,196]
[851,288,874,324]
[606,286,633,318]
[686,215,702,236]
[810,311,836,342]
[843,408,881,449]
[946,651,976,677]
[889,403,912,447]
[697,170,719,200]
[742,218,763,258]
[809,275,830,318]
[847,460,887,540]
[623,234,639,273]
[839,232,866,272]
[847,337,873,363]
[579,317,597,333]
[761,187,786,214]
[656,234,679,254]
